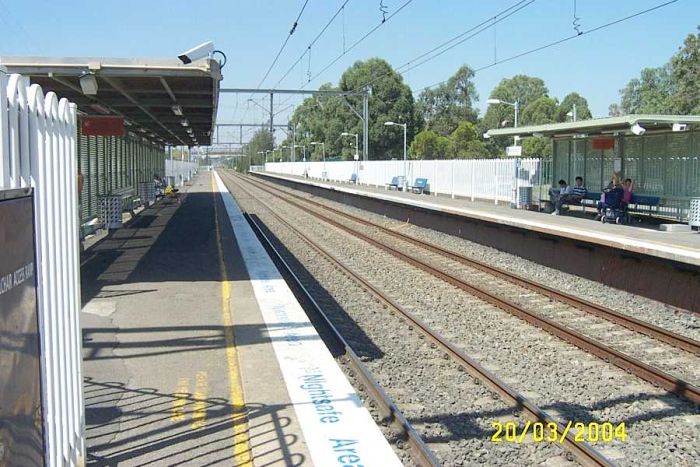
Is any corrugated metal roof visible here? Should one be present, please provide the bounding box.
[486,114,700,138]
[0,55,222,146]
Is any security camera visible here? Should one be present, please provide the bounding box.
[631,123,646,136]
[672,123,688,132]
[178,41,215,64]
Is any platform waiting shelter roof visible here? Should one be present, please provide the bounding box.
[0,56,222,146]
[487,115,700,221]
[485,115,700,139]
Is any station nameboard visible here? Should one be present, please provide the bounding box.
[591,137,615,150]
[506,145,522,157]
[81,116,125,136]
[0,189,44,466]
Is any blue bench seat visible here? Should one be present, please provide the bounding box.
[408,178,429,194]
[385,176,402,190]
[544,190,661,220]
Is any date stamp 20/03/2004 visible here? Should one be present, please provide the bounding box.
[491,421,627,444]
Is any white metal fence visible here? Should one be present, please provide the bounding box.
[1,70,85,466]
[264,158,548,203]
[165,159,197,186]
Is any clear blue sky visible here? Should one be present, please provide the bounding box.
[2,0,697,143]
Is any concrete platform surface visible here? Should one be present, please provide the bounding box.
[257,172,700,267]
[80,173,313,466]
[80,171,399,466]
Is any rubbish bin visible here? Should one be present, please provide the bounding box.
[517,186,533,209]
[139,182,155,205]
[99,195,122,229]
[689,198,700,227]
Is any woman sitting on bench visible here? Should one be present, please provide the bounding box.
[596,175,624,220]
[622,178,634,208]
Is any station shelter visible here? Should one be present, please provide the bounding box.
[0,56,221,224]
[487,115,700,220]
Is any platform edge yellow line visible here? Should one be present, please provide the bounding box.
[212,173,253,466]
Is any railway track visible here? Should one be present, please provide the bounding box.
[220,170,613,467]
[243,213,439,466]
[240,172,700,406]
[249,175,699,355]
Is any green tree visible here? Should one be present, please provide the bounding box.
[449,121,490,159]
[409,130,451,159]
[482,75,548,154]
[283,83,352,160]
[339,58,421,160]
[287,59,420,161]
[242,129,274,170]
[670,27,700,114]
[556,92,593,122]
[611,27,700,115]
[618,65,675,114]
[521,96,559,125]
[608,103,622,117]
[483,75,548,128]
[522,136,552,158]
[417,65,478,135]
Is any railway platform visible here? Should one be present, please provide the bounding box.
[79,172,400,466]
[253,172,700,313]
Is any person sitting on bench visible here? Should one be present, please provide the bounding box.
[596,175,624,219]
[598,186,624,217]
[551,176,587,215]
[622,178,634,208]
[549,179,570,207]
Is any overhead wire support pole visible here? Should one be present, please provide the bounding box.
[221,87,371,158]
[363,90,369,161]
[341,97,366,161]
[269,92,274,134]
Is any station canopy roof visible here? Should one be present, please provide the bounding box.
[0,56,222,146]
[486,115,700,139]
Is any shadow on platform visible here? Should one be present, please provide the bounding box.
[82,322,329,362]
[81,192,240,303]
[84,377,304,466]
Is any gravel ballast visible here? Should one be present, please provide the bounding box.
[222,172,572,466]
[226,172,700,466]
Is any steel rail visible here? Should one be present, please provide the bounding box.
[222,171,613,467]
[219,173,439,466]
[238,173,700,406]
[246,173,700,355]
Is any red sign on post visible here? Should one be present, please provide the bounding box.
[591,137,615,150]
[81,117,125,137]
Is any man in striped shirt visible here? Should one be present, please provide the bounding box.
[552,176,587,215]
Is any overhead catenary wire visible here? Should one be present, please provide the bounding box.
[573,0,582,35]
[271,0,351,90]
[234,1,350,135]
[349,0,535,93]
[254,0,310,90]
[274,0,414,114]
[414,0,681,95]
[320,0,533,116]
[306,0,414,86]
[277,0,534,120]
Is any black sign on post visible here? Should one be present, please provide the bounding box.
[0,188,44,466]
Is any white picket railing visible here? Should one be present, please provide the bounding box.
[264,158,547,204]
[165,159,198,186]
[1,70,85,466]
